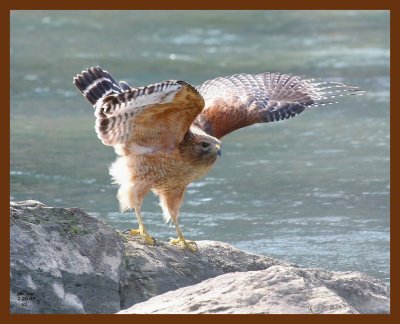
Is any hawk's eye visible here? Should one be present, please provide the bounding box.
[201,142,210,148]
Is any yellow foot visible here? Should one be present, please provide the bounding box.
[169,237,198,252]
[128,228,155,246]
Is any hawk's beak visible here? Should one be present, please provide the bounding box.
[215,144,222,157]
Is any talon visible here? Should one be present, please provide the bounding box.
[128,227,155,246]
[129,229,141,235]
[169,237,198,252]
[145,234,156,246]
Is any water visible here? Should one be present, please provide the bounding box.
[10,11,390,284]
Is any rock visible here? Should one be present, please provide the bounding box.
[10,200,390,314]
[118,266,390,314]
[119,235,292,309]
[10,200,126,314]
[10,200,290,313]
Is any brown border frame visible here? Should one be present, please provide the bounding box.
[3,1,396,323]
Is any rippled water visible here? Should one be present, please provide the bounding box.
[10,11,390,283]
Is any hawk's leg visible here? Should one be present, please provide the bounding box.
[169,219,198,252]
[158,189,197,252]
[118,182,155,245]
[129,207,155,245]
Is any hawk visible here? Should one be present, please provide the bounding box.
[73,67,362,252]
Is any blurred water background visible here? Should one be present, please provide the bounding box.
[10,10,390,284]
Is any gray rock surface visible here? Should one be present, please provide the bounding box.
[10,200,289,313]
[10,200,126,314]
[10,200,390,314]
[119,234,292,309]
[118,266,389,314]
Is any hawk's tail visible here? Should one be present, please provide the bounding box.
[73,66,123,107]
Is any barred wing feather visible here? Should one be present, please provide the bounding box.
[74,67,204,150]
[195,72,363,139]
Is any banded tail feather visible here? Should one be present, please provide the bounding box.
[260,73,364,105]
[261,102,306,122]
[258,74,364,122]
[73,66,123,107]
[306,81,365,107]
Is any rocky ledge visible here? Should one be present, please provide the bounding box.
[10,200,390,314]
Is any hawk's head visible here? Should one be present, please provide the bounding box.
[193,135,221,159]
[180,127,221,166]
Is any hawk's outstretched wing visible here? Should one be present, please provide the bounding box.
[194,73,363,139]
[74,67,204,150]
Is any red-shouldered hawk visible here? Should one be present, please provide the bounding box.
[73,67,362,252]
